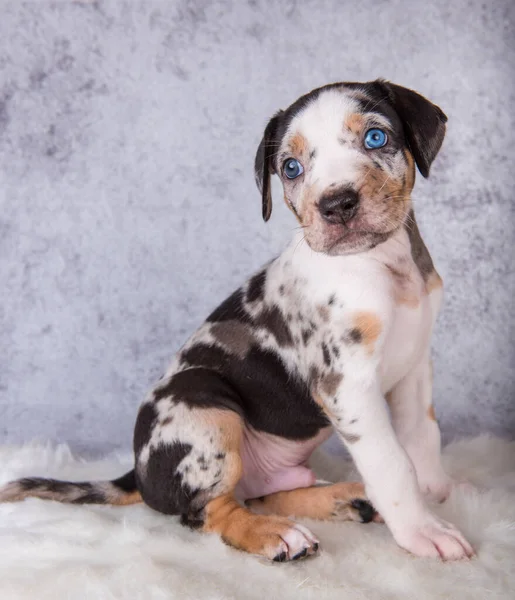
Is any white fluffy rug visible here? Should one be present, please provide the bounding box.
[1,437,514,600]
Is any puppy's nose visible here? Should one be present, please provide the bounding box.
[318,189,359,224]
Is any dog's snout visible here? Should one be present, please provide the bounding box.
[318,188,360,224]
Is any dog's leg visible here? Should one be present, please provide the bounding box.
[316,371,474,560]
[245,482,379,523]
[387,357,452,503]
[136,405,319,562]
[202,494,320,561]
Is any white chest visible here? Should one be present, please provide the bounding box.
[276,230,442,392]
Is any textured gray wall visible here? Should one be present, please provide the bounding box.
[1,0,514,455]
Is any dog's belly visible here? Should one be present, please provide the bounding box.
[235,426,333,501]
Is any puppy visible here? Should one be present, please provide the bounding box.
[0,79,474,562]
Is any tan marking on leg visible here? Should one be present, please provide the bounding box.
[247,482,372,522]
[204,409,244,487]
[352,311,382,355]
[203,494,311,558]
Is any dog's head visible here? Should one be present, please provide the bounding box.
[255,80,447,255]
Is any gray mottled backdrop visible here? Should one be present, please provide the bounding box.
[1,0,514,455]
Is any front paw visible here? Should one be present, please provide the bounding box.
[393,513,474,560]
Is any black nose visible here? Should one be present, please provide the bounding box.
[318,188,360,224]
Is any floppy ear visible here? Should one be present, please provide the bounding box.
[377,80,448,178]
[254,111,283,222]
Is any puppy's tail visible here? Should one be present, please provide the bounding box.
[0,470,142,506]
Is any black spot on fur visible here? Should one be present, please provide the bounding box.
[246,269,267,303]
[134,403,159,456]
[207,289,250,323]
[332,345,340,358]
[406,210,435,280]
[255,305,293,347]
[348,328,363,344]
[215,452,225,460]
[111,470,137,493]
[322,343,331,366]
[351,499,376,523]
[302,328,314,345]
[168,345,328,440]
[181,508,205,529]
[310,148,317,159]
[328,295,336,306]
[136,442,202,516]
[278,284,285,296]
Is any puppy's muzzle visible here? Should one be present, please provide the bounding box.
[318,187,360,225]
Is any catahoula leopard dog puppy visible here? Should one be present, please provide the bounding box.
[1,79,474,562]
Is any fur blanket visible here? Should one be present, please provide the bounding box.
[1,436,514,599]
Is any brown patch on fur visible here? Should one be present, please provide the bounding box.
[0,483,31,503]
[350,159,411,253]
[317,305,330,322]
[210,320,255,359]
[247,482,368,521]
[204,409,243,486]
[425,270,443,293]
[296,183,319,228]
[284,194,303,223]
[344,113,365,136]
[108,489,143,506]
[309,368,342,422]
[427,405,437,421]
[203,493,302,557]
[289,133,307,156]
[404,150,416,194]
[352,311,382,355]
[320,371,343,397]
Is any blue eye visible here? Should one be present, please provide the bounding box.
[283,158,304,179]
[364,128,388,149]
